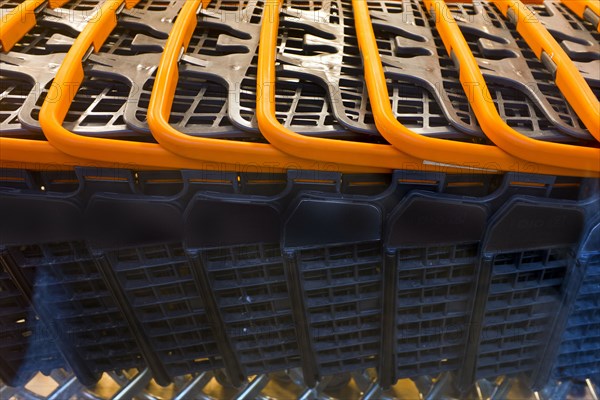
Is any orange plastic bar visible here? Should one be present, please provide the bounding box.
[352,0,598,176]
[561,0,600,31]
[145,1,404,174]
[37,0,349,174]
[0,137,296,172]
[256,0,526,174]
[493,0,600,140]
[0,137,124,170]
[0,0,69,51]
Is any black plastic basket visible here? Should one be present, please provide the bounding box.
[282,194,384,385]
[379,192,487,387]
[459,196,591,390]
[0,169,146,386]
[549,218,600,382]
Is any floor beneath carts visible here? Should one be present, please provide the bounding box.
[4,368,597,399]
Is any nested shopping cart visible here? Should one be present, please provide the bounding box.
[1,0,600,398]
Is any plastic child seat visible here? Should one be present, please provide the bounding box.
[274,0,377,138]
[149,0,268,140]
[1,0,104,137]
[367,0,483,139]
[0,0,165,170]
[353,0,600,175]
[266,0,471,139]
[458,196,589,391]
[257,0,492,172]
[527,1,600,92]
[55,0,188,137]
[0,0,69,52]
[446,2,593,142]
[560,0,600,32]
[256,0,596,177]
[491,0,600,141]
[6,0,184,139]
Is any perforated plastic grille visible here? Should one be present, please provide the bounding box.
[0,262,65,385]
[0,76,33,133]
[130,0,173,12]
[98,27,149,55]
[430,29,480,131]
[296,241,382,376]
[202,243,301,375]
[169,74,238,135]
[395,243,478,378]
[554,255,600,379]
[109,244,223,377]
[64,77,131,134]
[8,242,145,374]
[275,0,376,134]
[136,71,156,131]
[338,1,375,130]
[475,248,569,380]
[262,73,341,132]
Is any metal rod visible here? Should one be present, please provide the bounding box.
[112,368,152,400]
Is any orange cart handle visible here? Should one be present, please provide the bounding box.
[146,0,390,174]
[418,0,600,173]
[353,0,599,176]
[38,0,388,173]
[256,0,513,173]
